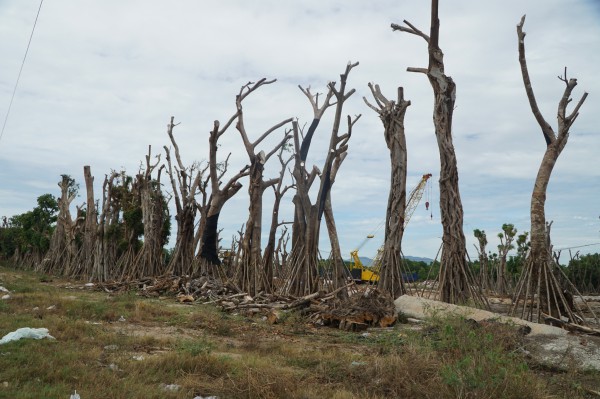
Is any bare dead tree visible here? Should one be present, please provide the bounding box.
[163,116,208,276]
[392,1,482,305]
[234,79,294,295]
[262,147,294,293]
[322,147,351,297]
[364,83,410,298]
[284,62,360,296]
[198,100,251,274]
[511,15,589,323]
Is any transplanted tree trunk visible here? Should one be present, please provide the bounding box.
[39,175,83,277]
[198,94,251,274]
[496,223,516,295]
[285,62,360,297]
[262,148,294,293]
[164,116,208,276]
[235,79,293,295]
[392,0,482,305]
[93,171,121,281]
[364,84,410,299]
[81,166,99,281]
[473,229,490,291]
[128,146,168,279]
[511,15,588,323]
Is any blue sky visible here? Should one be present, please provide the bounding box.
[1,0,599,262]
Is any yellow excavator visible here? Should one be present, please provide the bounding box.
[348,173,432,283]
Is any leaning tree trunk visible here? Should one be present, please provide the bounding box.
[392,0,482,305]
[364,84,410,299]
[262,150,293,293]
[198,111,249,275]
[511,15,588,323]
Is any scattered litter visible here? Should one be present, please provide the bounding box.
[193,396,218,399]
[118,316,126,322]
[46,305,56,310]
[351,361,367,367]
[1,295,10,300]
[108,363,121,371]
[2,381,8,387]
[132,355,144,361]
[161,383,181,392]
[69,390,81,399]
[361,332,370,338]
[32,307,39,311]
[0,328,55,345]
[103,345,119,351]
[84,283,94,288]
[0,286,9,293]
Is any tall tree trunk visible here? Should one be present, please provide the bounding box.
[82,166,99,281]
[392,1,480,305]
[364,84,410,299]
[511,16,588,323]
[234,80,293,295]
[286,62,360,297]
[163,117,207,276]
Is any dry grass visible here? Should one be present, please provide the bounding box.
[1,264,599,398]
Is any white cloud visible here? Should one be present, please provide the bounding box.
[1,0,599,261]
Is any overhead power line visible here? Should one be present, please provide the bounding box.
[0,0,45,145]
[555,242,600,251]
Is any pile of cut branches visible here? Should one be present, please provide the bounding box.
[309,287,397,331]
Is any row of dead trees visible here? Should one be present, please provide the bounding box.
[7,1,590,325]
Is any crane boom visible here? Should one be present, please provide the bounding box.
[367,173,432,273]
[404,173,432,228]
[350,173,432,281]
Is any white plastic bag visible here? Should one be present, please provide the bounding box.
[70,390,81,399]
[0,327,55,345]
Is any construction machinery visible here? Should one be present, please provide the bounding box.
[348,173,432,283]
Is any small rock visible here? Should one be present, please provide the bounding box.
[104,345,119,351]
[1,295,10,300]
[2,381,8,387]
[108,363,121,371]
[0,286,9,293]
[161,383,181,392]
[32,307,39,311]
[118,316,126,322]
[351,361,367,367]
[361,332,370,338]
[46,305,56,310]
[177,294,194,303]
[84,283,95,287]
[132,355,144,361]
[193,396,219,399]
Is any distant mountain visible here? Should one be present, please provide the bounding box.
[347,255,433,266]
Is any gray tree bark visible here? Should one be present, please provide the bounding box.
[364,84,410,299]
[511,15,588,323]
